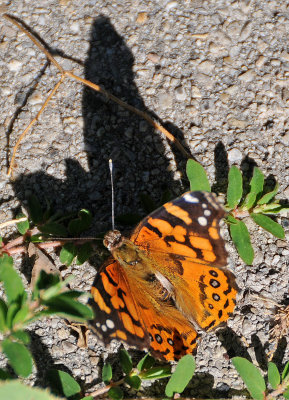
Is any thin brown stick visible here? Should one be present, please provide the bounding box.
[8,75,65,176]
[0,217,27,230]
[89,378,125,398]
[3,14,64,74]
[5,14,190,176]
[65,71,190,158]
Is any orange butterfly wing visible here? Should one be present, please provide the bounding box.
[131,191,237,331]
[90,191,237,361]
[90,258,198,360]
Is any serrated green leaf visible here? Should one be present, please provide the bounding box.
[59,243,77,266]
[39,223,67,237]
[257,183,279,205]
[68,209,92,235]
[28,195,43,224]
[251,213,285,239]
[0,254,25,305]
[165,355,195,397]
[0,369,11,380]
[229,220,254,264]
[186,159,211,192]
[268,362,280,389]
[102,363,112,384]
[124,375,141,390]
[76,242,93,265]
[282,361,289,380]
[232,357,266,400]
[2,339,33,377]
[242,168,264,209]
[0,380,63,399]
[108,387,123,400]
[140,365,171,380]
[137,354,155,371]
[16,214,29,235]
[47,369,81,398]
[119,349,133,375]
[140,193,157,213]
[10,330,30,345]
[227,166,243,209]
[0,298,8,332]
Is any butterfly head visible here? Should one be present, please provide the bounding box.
[103,230,123,251]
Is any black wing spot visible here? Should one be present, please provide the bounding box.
[155,334,163,344]
[167,338,174,346]
[210,279,221,288]
[213,293,220,302]
[224,299,229,309]
[209,270,218,277]
[218,310,223,318]
[208,303,214,309]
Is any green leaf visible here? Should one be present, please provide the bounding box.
[124,375,141,390]
[59,243,77,266]
[165,355,195,397]
[39,223,67,236]
[0,380,63,399]
[268,362,280,389]
[42,295,94,321]
[227,166,243,209]
[282,361,289,380]
[257,183,279,205]
[16,214,29,235]
[102,363,112,384]
[140,365,171,380]
[186,159,211,192]
[229,220,254,264]
[250,213,285,239]
[0,369,11,380]
[0,254,25,305]
[6,303,21,329]
[2,339,33,377]
[119,349,133,375]
[108,387,123,400]
[68,209,92,235]
[0,298,8,332]
[12,303,30,326]
[76,242,93,265]
[242,168,264,209]
[10,330,30,345]
[232,357,266,400]
[284,388,289,400]
[253,203,282,214]
[47,369,81,398]
[28,194,43,224]
[137,354,155,371]
[81,397,93,400]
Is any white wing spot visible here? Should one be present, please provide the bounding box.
[106,319,115,329]
[96,322,100,328]
[101,324,108,332]
[202,203,208,208]
[184,193,199,203]
[198,216,207,226]
[204,209,211,216]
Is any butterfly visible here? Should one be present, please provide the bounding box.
[89,191,238,361]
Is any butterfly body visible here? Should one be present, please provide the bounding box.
[90,191,238,360]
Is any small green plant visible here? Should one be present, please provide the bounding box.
[232,357,289,399]
[186,159,288,264]
[94,350,195,400]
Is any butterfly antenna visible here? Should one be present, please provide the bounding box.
[109,159,115,231]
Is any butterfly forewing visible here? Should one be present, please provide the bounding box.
[90,191,237,360]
